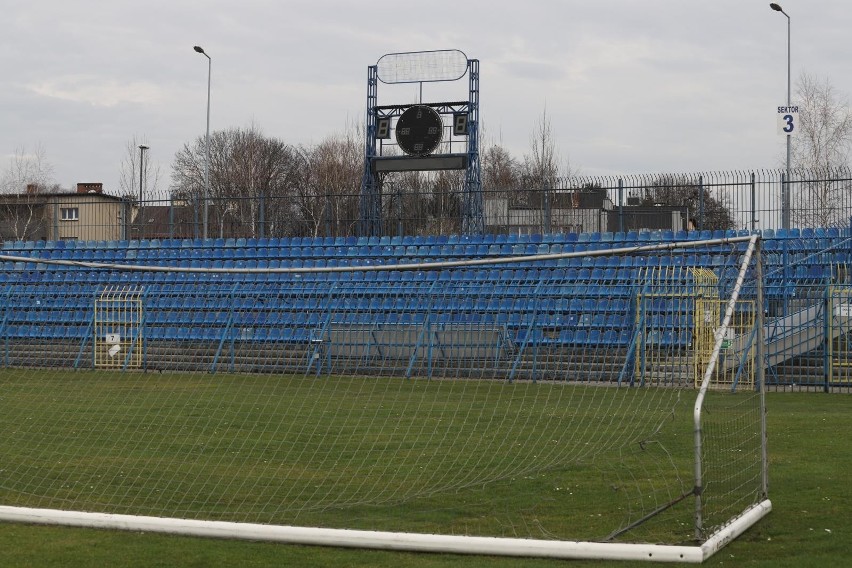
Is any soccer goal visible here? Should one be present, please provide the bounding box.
[0,235,769,563]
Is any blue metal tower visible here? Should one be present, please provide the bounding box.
[463,59,483,235]
[358,51,483,237]
[359,65,381,237]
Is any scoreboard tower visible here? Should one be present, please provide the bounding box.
[359,50,483,236]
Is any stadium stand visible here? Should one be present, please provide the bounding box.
[0,228,849,386]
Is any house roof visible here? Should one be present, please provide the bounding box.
[0,191,128,203]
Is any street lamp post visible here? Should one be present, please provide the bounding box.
[194,45,211,240]
[139,144,149,239]
[770,3,791,229]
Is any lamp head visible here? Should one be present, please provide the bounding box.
[139,145,149,151]
[769,3,783,11]
[193,45,205,54]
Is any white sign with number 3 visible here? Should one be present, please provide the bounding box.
[777,105,798,136]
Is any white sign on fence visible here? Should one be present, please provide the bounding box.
[834,303,852,317]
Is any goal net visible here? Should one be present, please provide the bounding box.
[0,236,769,562]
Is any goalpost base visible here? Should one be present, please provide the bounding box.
[0,500,771,564]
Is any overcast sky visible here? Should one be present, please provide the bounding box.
[1,0,848,196]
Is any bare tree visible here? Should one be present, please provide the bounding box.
[171,125,302,238]
[118,134,161,204]
[525,109,573,185]
[383,170,432,237]
[481,143,519,197]
[1,144,55,194]
[425,169,464,236]
[517,108,577,232]
[791,73,852,227]
[291,146,325,238]
[300,126,363,238]
[0,145,56,241]
[521,108,560,204]
[477,120,522,232]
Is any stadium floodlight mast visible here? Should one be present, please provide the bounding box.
[193,45,211,241]
[769,2,792,229]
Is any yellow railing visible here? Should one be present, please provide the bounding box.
[828,286,852,384]
[701,298,756,390]
[635,266,754,388]
[690,268,721,388]
[94,286,144,369]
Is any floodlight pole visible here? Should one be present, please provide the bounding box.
[194,45,211,241]
[770,3,791,229]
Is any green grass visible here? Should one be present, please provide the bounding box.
[0,369,700,541]
[0,373,847,566]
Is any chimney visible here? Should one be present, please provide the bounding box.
[26,183,39,194]
[77,182,103,194]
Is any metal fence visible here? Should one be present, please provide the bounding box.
[497,168,852,236]
[2,168,850,242]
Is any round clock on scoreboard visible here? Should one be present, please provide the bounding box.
[395,104,443,157]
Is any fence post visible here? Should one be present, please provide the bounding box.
[193,197,200,240]
[782,239,790,317]
[849,214,852,258]
[543,181,551,235]
[396,185,403,238]
[751,172,757,232]
[321,191,330,239]
[168,201,174,240]
[121,200,128,241]
[782,172,790,229]
[823,283,831,393]
[698,175,705,230]
[618,178,624,233]
[259,192,266,240]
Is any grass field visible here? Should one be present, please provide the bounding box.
[0,374,846,566]
[0,368,707,541]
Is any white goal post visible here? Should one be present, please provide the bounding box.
[0,501,771,563]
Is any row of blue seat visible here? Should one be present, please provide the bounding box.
[0,260,738,283]
[0,231,712,252]
[3,226,847,253]
[2,296,651,319]
[3,313,689,347]
[4,241,757,261]
[8,233,843,258]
